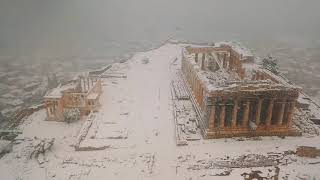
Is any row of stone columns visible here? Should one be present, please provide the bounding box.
[193,51,243,74]
[221,53,229,69]
[209,99,250,129]
[208,98,295,129]
[188,66,205,111]
[219,52,241,71]
[194,52,235,73]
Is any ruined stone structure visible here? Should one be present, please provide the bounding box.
[44,74,102,121]
[181,42,301,138]
[296,146,320,158]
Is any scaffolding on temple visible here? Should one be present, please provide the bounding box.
[181,42,301,138]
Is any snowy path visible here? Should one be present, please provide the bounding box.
[79,44,181,179]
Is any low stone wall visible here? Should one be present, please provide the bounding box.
[296,146,320,158]
[205,128,300,139]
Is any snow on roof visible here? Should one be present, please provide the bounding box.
[242,63,260,79]
[201,70,239,92]
[87,92,99,100]
[44,83,77,99]
[259,68,299,89]
[185,51,297,93]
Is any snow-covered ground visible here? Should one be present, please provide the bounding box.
[0,43,320,180]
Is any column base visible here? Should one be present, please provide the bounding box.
[203,126,301,139]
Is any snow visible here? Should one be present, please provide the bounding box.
[0,140,11,154]
[0,43,320,180]
[260,68,301,90]
[45,83,77,99]
[242,62,259,79]
[215,41,253,58]
[87,93,99,100]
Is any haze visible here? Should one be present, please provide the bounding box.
[1,0,320,57]
[1,1,320,179]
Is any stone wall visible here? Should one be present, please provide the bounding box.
[296,146,320,158]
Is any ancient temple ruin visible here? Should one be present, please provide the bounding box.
[181,42,301,138]
[44,74,102,121]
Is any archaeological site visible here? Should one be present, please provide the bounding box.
[181,42,301,138]
[1,41,320,180]
[1,2,320,179]
[44,74,102,121]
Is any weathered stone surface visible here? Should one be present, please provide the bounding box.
[182,44,301,138]
[296,146,320,158]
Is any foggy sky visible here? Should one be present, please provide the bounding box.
[1,0,320,57]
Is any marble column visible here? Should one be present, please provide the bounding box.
[201,53,205,70]
[192,75,195,91]
[80,77,83,91]
[223,58,227,68]
[266,99,274,127]
[209,104,216,129]
[87,77,90,90]
[242,101,250,127]
[231,99,238,128]
[277,102,286,126]
[193,75,196,92]
[287,101,296,127]
[220,103,226,128]
[256,72,260,80]
[229,58,233,70]
[195,78,198,102]
[197,80,200,103]
[232,58,235,70]
[223,53,227,69]
[197,80,200,104]
[214,60,218,71]
[191,75,194,91]
[195,53,198,63]
[228,56,231,70]
[255,99,263,126]
[199,85,202,107]
[45,101,50,117]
